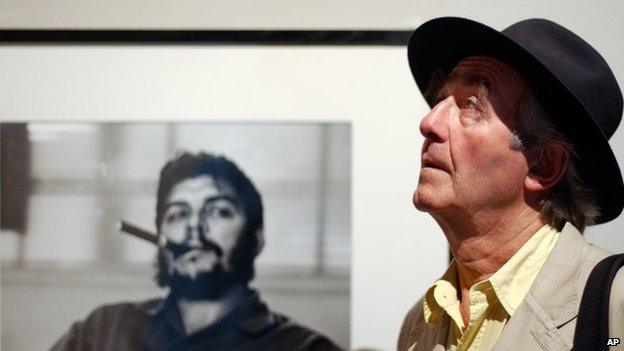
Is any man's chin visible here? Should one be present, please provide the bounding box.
[412,188,448,213]
[169,271,234,301]
[412,188,430,211]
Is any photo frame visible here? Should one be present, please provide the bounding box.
[0,29,448,351]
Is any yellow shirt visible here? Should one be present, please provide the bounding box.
[423,224,560,351]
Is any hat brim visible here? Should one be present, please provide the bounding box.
[408,17,624,224]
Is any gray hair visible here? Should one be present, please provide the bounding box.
[511,92,600,232]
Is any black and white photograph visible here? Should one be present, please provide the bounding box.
[1,122,350,350]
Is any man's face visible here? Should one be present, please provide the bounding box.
[159,174,247,299]
[413,56,531,219]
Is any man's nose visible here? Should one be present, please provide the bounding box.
[184,213,204,247]
[419,96,454,142]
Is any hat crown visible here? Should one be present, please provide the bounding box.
[502,19,623,140]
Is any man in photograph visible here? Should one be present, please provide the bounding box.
[52,152,342,351]
[398,18,624,350]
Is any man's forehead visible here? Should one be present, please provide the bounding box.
[427,55,529,106]
[166,175,239,203]
[448,56,527,89]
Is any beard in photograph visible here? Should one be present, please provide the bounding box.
[156,237,255,301]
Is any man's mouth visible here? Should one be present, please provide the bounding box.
[166,240,223,258]
[174,249,220,279]
[421,155,448,172]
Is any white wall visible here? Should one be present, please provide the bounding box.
[1,1,624,350]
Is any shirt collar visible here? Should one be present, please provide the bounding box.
[423,224,560,326]
[231,290,276,335]
[423,261,465,328]
[488,224,560,315]
[141,288,276,349]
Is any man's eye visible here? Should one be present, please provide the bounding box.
[207,207,234,219]
[459,97,483,120]
[463,97,481,110]
[166,211,188,223]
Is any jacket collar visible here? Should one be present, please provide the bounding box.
[141,289,276,350]
[523,223,585,326]
[493,223,588,351]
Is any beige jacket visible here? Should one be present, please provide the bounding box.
[398,223,624,351]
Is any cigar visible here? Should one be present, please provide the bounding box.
[118,220,224,257]
[118,220,158,245]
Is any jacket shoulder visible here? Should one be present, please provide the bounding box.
[76,299,158,327]
[49,299,157,351]
[260,311,345,351]
[89,299,157,317]
[575,243,613,297]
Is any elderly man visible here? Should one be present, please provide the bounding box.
[52,152,342,351]
[398,18,624,350]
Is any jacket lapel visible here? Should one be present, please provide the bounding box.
[493,224,587,351]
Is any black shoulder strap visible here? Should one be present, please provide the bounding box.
[573,253,624,351]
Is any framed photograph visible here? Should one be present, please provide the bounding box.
[1,121,351,350]
[0,29,424,351]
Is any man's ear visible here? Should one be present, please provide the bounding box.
[524,144,570,192]
[254,227,265,257]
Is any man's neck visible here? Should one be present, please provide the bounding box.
[176,284,246,335]
[434,205,546,328]
[436,204,546,287]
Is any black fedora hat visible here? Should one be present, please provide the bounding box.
[408,17,624,224]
